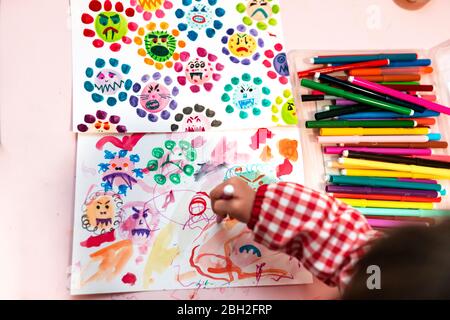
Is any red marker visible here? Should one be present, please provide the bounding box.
[297,59,390,78]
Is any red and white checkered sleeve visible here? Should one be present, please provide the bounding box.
[247,182,381,290]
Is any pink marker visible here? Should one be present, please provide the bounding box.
[323,146,432,156]
[348,76,450,116]
[216,185,235,224]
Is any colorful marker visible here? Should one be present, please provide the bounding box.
[340,169,446,180]
[318,135,435,144]
[319,127,429,136]
[324,147,431,156]
[216,185,234,224]
[330,193,441,203]
[357,208,450,217]
[326,175,442,191]
[348,66,433,76]
[306,120,416,128]
[349,76,450,115]
[311,53,417,64]
[338,109,439,119]
[344,150,450,169]
[315,73,426,112]
[301,79,414,115]
[338,198,434,210]
[339,141,447,148]
[326,185,440,198]
[297,59,389,78]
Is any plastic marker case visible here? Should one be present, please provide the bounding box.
[289,42,450,214]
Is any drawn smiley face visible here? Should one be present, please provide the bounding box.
[246,0,273,21]
[94,12,128,43]
[185,58,213,85]
[228,33,257,58]
[281,99,298,125]
[144,31,177,62]
[139,82,171,113]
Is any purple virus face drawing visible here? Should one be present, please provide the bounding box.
[129,72,179,122]
[120,205,159,246]
[174,47,224,92]
[98,150,142,195]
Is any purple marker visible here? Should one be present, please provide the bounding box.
[326,185,440,198]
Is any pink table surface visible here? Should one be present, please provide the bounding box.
[1,0,449,300]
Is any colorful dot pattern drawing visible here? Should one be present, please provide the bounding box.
[129,72,179,122]
[174,0,226,41]
[170,104,222,132]
[236,0,280,31]
[221,25,264,65]
[222,73,271,120]
[84,58,133,106]
[174,47,224,93]
[77,109,128,133]
[81,0,139,52]
[272,89,298,125]
[73,0,294,133]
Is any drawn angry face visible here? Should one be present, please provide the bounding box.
[183,114,208,132]
[228,33,257,58]
[95,12,128,43]
[139,82,171,113]
[185,58,213,85]
[94,69,124,95]
[85,195,117,233]
[233,84,261,110]
[144,31,177,62]
[187,3,213,30]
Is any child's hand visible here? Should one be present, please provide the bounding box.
[210,177,256,224]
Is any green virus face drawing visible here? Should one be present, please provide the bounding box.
[272,90,298,125]
[222,73,271,120]
[95,12,128,43]
[144,31,177,63]
[146,140,196,185]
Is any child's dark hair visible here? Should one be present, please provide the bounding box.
[343,219,450,299]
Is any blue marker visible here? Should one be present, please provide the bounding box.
[338,110,440,120]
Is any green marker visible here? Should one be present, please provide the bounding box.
[301,79,414,116]
[327,175,442,191]
[306,120,416,128]
[359,208,450,217]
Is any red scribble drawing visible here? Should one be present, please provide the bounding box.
[189,227,294,283]
[96,133,145,151]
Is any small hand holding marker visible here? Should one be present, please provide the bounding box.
[210,177,256,225]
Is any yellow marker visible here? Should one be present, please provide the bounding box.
[338,198,434,210]
[326,161,373,170]
[341,169,448,180]
[338,157,450,179]
[320,127,430,136]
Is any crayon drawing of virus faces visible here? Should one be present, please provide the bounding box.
[174,47,224,93]
[131,0,173,21]
[222,73,271,119]
[236,0,280,31]
[134,22,186,70]
[84,58,132,107]
[272,90,298,125]
[81,0,138,52]
[129,73,179,123]
[175,0,226,41]
[221,25,264,65]
[263,43,289,85]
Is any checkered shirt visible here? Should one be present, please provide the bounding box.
[247,182,381,291]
